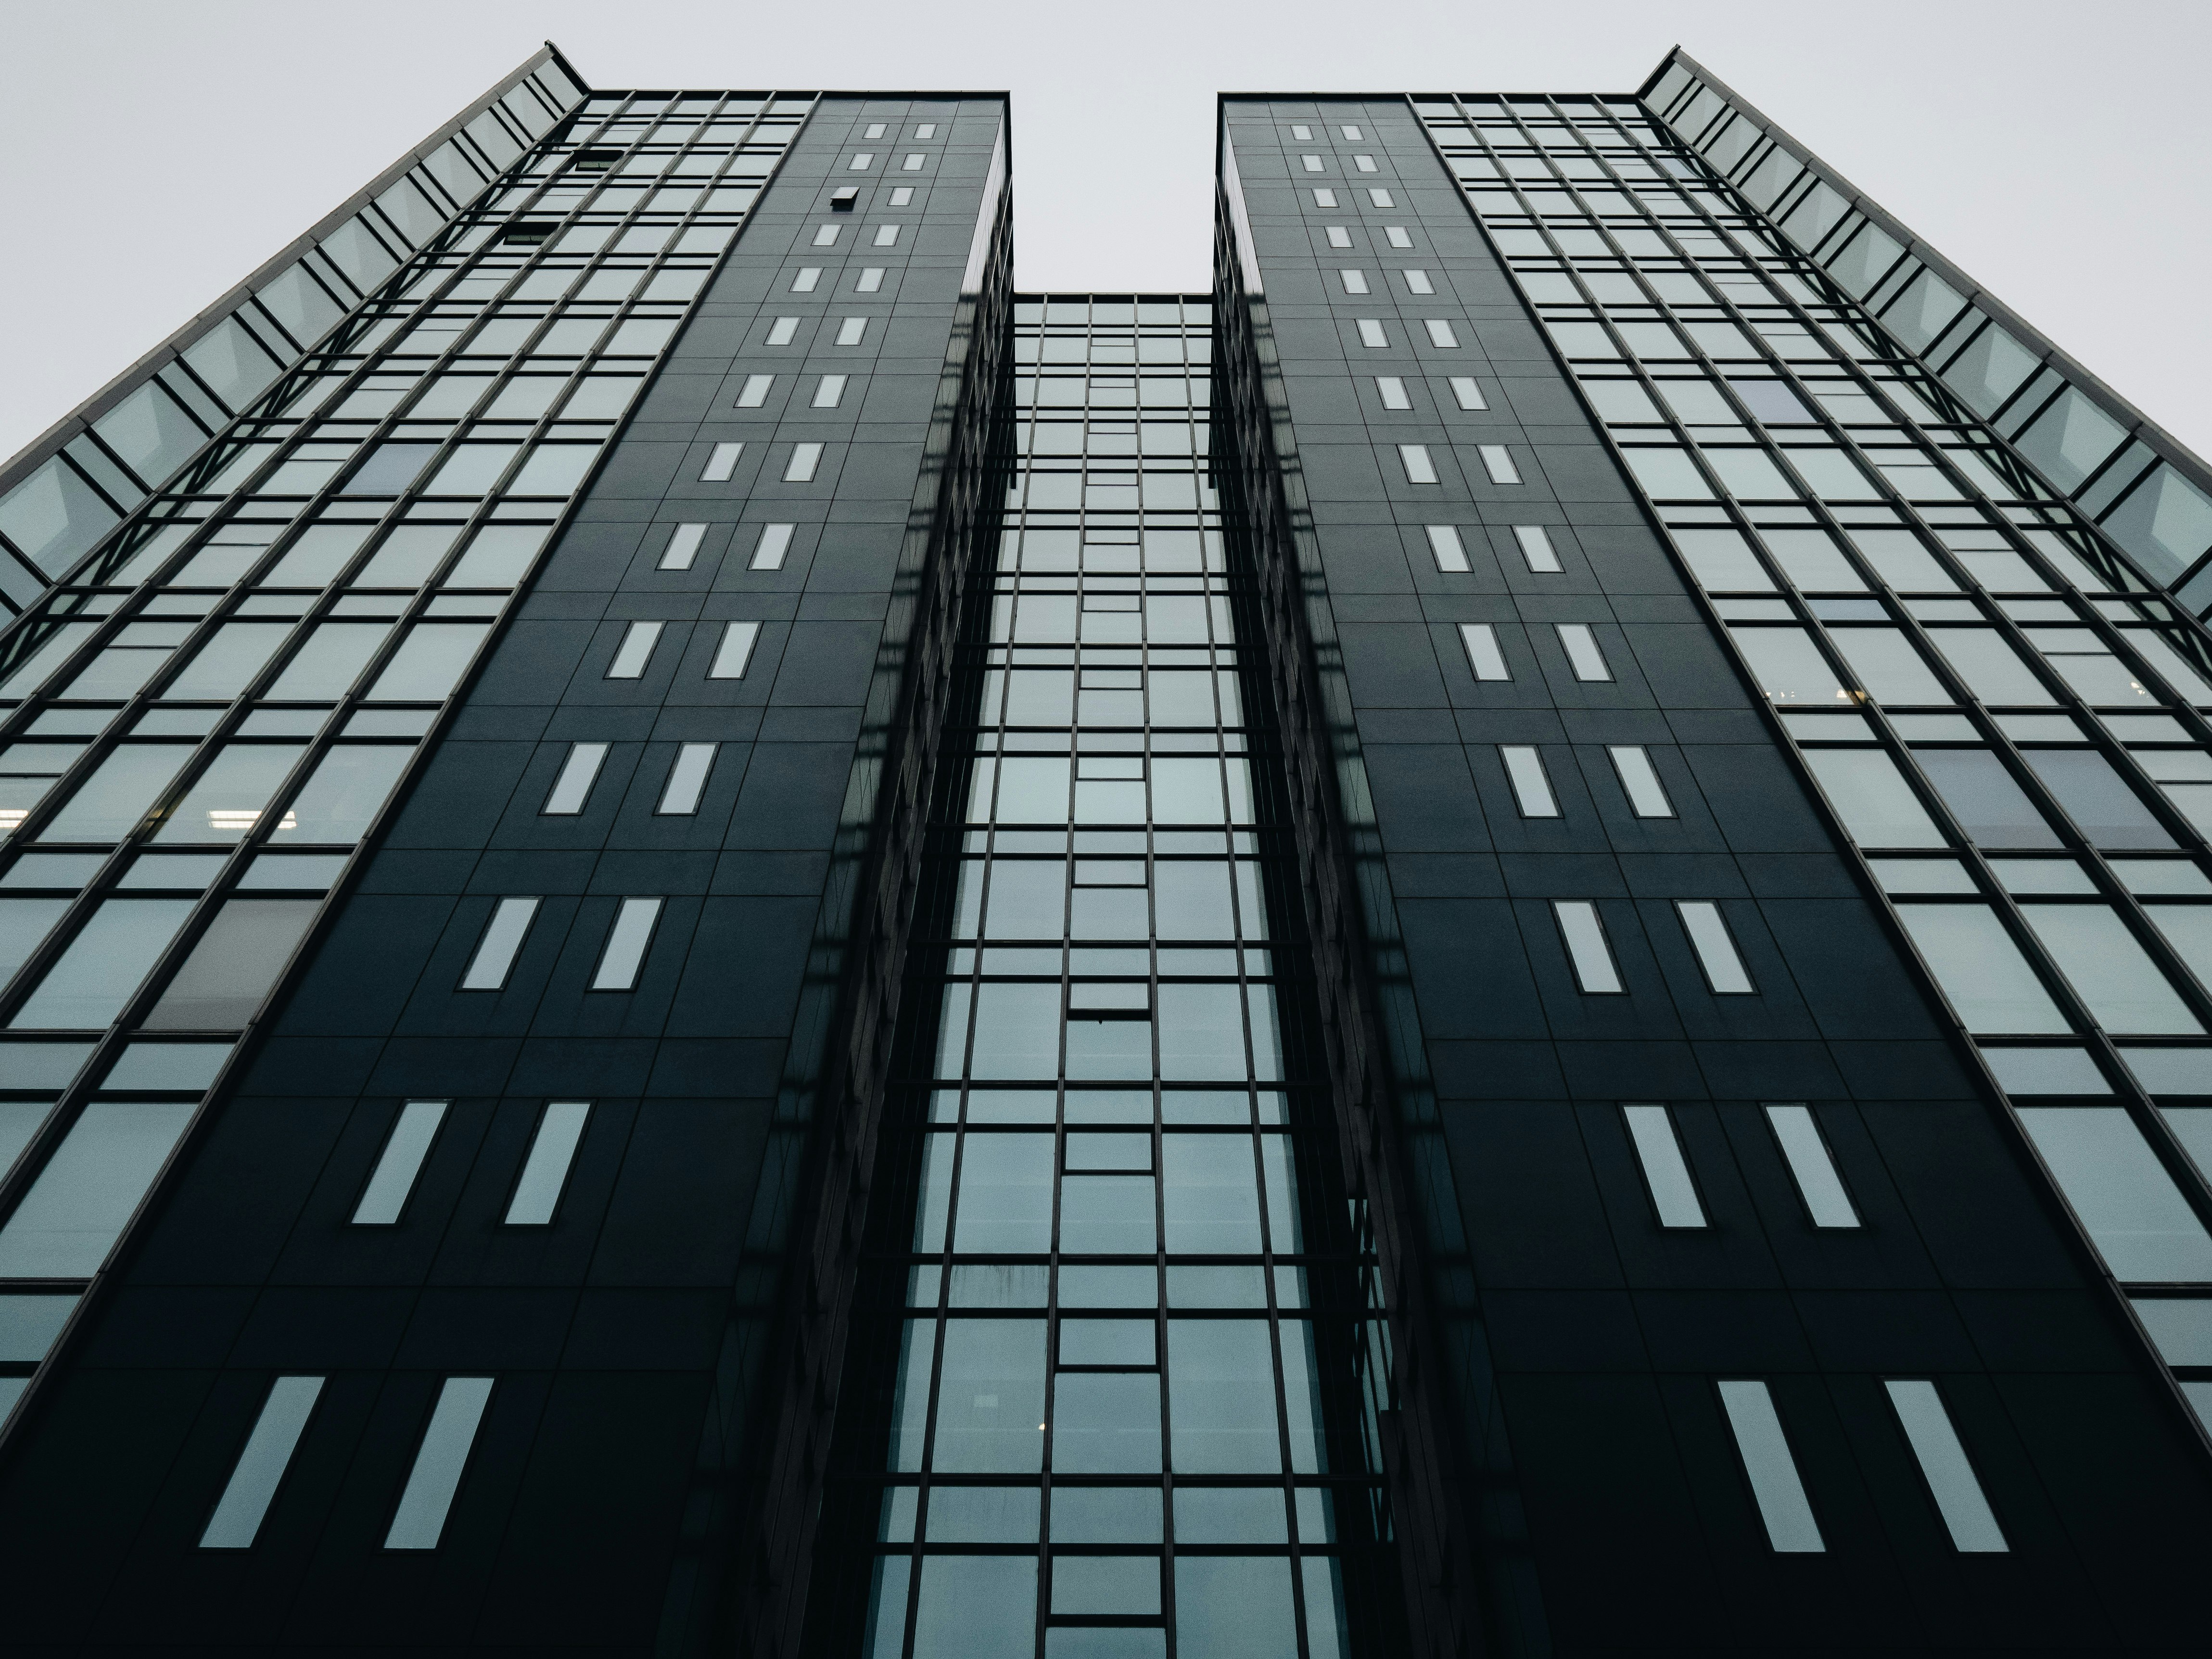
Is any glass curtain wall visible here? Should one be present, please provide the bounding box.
[1416,90,2212,1430]
[806,295,1397,1659]
[0,89,812,1421]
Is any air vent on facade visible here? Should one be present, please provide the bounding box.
[829,186,858,210]
[573,147,621,172]
[500,219,558,246]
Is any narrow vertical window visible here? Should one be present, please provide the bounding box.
[1312,188,1337,207]
[785,443,824,482]
[1555,622,1611,681]
[1341,125,1364,140]
[384,1377,495,1550]
[1397,444,1438,484]
[848,153,874,171]
[658,743,718,815]
[1301,155,1324,173]
[352,1101,448,1225]
[592,899,661,991]
[506,1101,591,1223]
[889,186,914,207]
[1339,269,1370,294]
[1290,124,1312,140]
[606,620,663,678]
[460,898,538,991]
[1402,269,1435,294]
[1367,187,1395,207]
[792,267,822,292]
[751,524,796,570]
[1500,746,1559,817]
[1425,525,1470,572]
[710,621,762,679]
[1479,444,1521,483]
[814,374,848,409]
[1325,226,1352,248]
[1554,900,1624,993]
[736,374,775,407]
[836,317,868,345]
[1376,376,1411,410]
[863,123,886,139]
[541,742,609,815]
[812,224,839,247]
[1449,376,1487,410]
[700,442,743,481]
[1678,901,1754,994]
[915,123,936,138]
[1460,623,1510,681]
[1717,1380,1825,1553]
[1423,318,1460,349]
[856,267,885,292]
[1764,1104,1860,1227]
[875,224,900,247]
[766,317,799,345]
[1356,319,1388,349]
[199,1376,324,1549]
[1622,1104,1706,1226]
[659,522,707,570]
[1607,746,1675,817]
[900,152,925,171]
[1884,1380,2008,1552]
[1386,226,1413,248]
[1513,525,1562,572]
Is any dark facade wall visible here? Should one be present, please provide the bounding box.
[0,93,1009,1656]
[1216,95,2212,1655]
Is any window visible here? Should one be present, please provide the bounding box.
[864,123,886,139]
[813,225,839,247]
[1500,746,1559,817]
[1376,376,1411,410]
[1354,154,1378,173]
[384,1376,494,1550]
[606,620,663,679]
[848,153,874,171]
[1339,269,1369,294]
[1479,444,1521,484]
[592,899,661,990]
[1425,525,1469,572]
[750,523,795,570]
[710,621,762,679]
[856,267,884,292]
[1764,1105,1858,1227]
[875,224,900,247]
[541,743,608,815]
[766,317,799,345]
[2018,1107,2212,1279]
[1325,226,1351,248]
[1607,746,1674,817]
[785,443,824,482]
[658,743,717,814]
[1895,906,2066,1034]
[1386,226,1413,248]
[1341,125,1363,140]
[1402,269,1435,294]
[736,374,774,407]
[1460,623,1511,681]
[836,317,868,345]
[1513,525,1561,572]
[0,1100,193,1274]
[1301,155,1324,173]
[1623,1104,1706,1225]
[1424,318,1460,349]
[659,522,707,570]
[792,267,821,293]
[1368,188,1394,206]
[700,441,743,481]
[814,374,848,409]
[915,123,937,138]
[1555,623,1611,681]
[1355,319,1388,349]
[1554,900,1623,993]
[1717,1380,1825,1553]
[889,186,914,207]
[1312,188,1337,207]
[1449,376,1487,410]
[1885,1381,2007,1552]
[1398,444,1438,484]
[199,1376,324,1549]
[460,897,538,990]
[352,1100,447,1224]
[506,1101,590,1223]
[1678,901,1754,993]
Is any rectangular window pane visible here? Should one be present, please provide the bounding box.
[751,524,794,570]
[592,898,661,990]
[11,899,192,1029]
[1397,444,1438,484]
[812,226,838,247]
[793,266,822,291]
[542,743,608,815]
[1424,318,1459,348]
[0,1100,193,1275]
[1459,623,1510,681]
[606,620,662,678]
[1376,376,1411,410]
[1500,746,1558,817]
[1449,376,1487,410]
[875,224,900,247]
[1402,269,1435,294]
[901,152,925,171]
[199,1375,324,1549]
[1386,226,1412,248]
[144,897,317,1028]
[1764,1105,1859,1227]
[737,374,774,407]
[709,621,761,679]
[1554,900,1623,993]
[658,522,706,571]
[505,1100,590,1224]
[2018,1106,2212,1279]
[700,442,742,481]
[1513,525,1561,572]
[1717,1380,1825,1552]
[353,1100,447,1225]
[1556,623,1611,681]
[1608,746,1675,817]
[856,267,884,292]
[836,317,867,346]
[1896,905,2067,1033]
[1479,444,1521,483]
[1368,188,1394,206]
[657,743,717,815]
[1325,226,1351,248]
[766,317,799,344]
[1313,189,1337,207]
[1883,1380,2007,1552]
[1425,525,1469,572]
[786,443,824,482]
[383,1376,494,1550]
[1678,901,1754,994]
[1339,270,1369,294]
[814,374,848,409]
[1356,319,1387,349]
[460,897,538,990]
[1623,1103,1705,1226]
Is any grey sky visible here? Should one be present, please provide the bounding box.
[2,0,2207,462]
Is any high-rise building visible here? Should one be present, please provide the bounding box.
[0,39,2210,1658]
